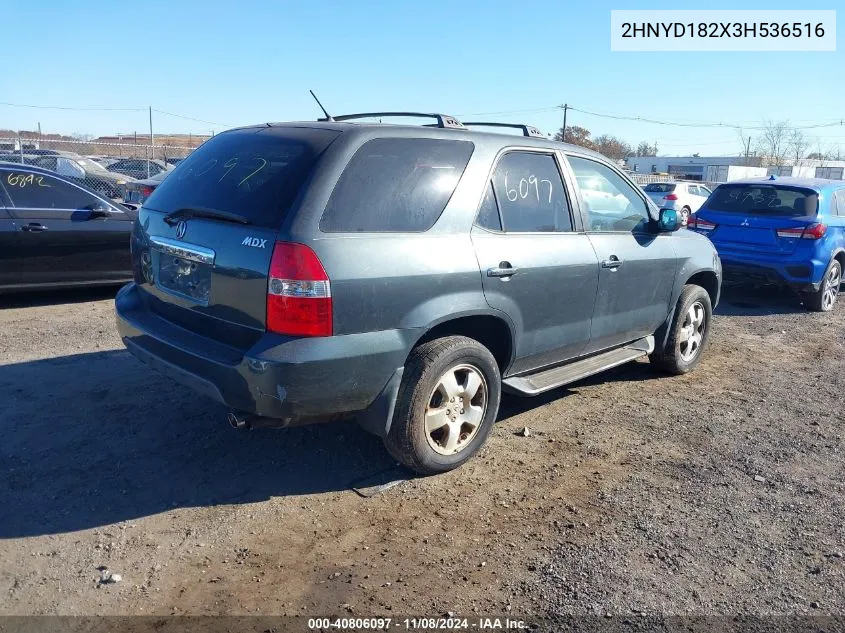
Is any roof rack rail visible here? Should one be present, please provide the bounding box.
[462,122,545,138]
[320,112,465,129]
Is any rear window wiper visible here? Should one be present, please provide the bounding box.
[163,206,251,226]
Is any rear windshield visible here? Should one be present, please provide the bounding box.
[144,127,339,227]
[643,183,676,193]
[320,138,474,232]
[701,184,819,216]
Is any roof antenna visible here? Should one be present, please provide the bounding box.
[309,90,334,121]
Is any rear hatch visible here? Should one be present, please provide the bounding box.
[133,126,340,350]
[694,183,820,255]
[643,182,677,207]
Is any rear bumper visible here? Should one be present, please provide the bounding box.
[718,251,826,291]
[115,283,418,425]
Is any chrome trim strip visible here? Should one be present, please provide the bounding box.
[149,236,215,265]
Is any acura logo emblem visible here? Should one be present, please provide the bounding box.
[175,220,187,239]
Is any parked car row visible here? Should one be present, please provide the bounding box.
[2,116,842,477]
[0,151,176,199]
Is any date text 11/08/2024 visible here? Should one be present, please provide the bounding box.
[307,617,529,630]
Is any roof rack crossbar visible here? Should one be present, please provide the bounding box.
[462,122,545,138]
[320,112,465,129]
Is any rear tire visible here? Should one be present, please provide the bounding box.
[384,336,501,475]
[680,206,691,225]
[650,285,712,375]
[804,259,841,312]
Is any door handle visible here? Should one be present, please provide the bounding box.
[21,223,48,232]
[601,256,623,269]
[487,262,518,278]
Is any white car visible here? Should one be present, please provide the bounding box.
[643,182,712,223]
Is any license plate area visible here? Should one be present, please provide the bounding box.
[150,237,215,305]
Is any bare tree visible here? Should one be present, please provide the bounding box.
[754,120,790,167]
[788,129,810,167]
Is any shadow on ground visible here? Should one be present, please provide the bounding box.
[0,286,122,309]
[0,349,397,539]
[715,284,807,317]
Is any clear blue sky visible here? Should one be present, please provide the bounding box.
[2,0,842,156]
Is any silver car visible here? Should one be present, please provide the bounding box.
[643,182,713,223]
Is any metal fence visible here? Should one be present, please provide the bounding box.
[0,136,202,203]
[629,173,676,186]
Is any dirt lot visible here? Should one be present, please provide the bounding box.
[0,285,843,623]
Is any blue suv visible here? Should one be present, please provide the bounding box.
[689,177,844,311]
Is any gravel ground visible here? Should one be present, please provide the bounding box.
[0,284,842,624]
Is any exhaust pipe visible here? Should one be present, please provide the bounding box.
[227,410,253,430]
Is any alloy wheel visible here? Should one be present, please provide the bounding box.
[424,364,488,456]
[679,301,706,362]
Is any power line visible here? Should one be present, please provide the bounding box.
[567,105,842,131]
[151,108,230,128]
[0,101,145,112]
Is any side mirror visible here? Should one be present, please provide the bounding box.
[657,208,680,232]
[73,202,111,221]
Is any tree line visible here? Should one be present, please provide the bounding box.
[552,120,842,165]
[553,125,657,161]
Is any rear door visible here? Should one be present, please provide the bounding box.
[133,126,340,342]
[565,154,677,354]
[3,169,131,285]
[471,149,599,374]
[0,175,21,288]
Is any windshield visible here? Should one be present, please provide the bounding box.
[145,127,340,227]
[701,184,819,216]
[643,183,676,193]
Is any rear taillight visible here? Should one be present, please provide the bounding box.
[141,185,154,197]
[267,242,332,337]
[689,216,717,232]
[776,223,826,240]
[663,194,679,201]
[802,223,827,239]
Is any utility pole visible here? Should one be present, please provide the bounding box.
[148,106,154,177]
[37,122,42,144]
[744,136,751,164]
[560,103,569,142]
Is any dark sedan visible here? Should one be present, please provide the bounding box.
[0,163,136,292]
[121,169,170,206]
[107,158,171,180]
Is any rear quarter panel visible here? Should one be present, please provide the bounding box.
[281,129,503,336]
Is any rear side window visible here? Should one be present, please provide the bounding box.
[320,138,473,232]
[702,184,819,217]
[145,127,340,228]
[644,183,676,193]
[491,151,572,232]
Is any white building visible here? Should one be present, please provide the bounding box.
[626,155,845,182]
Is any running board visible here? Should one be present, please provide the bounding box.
[502,336,654,396]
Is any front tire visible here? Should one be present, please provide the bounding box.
[385,336,501,475]
[804,259,841,312]
[650,285,712,375]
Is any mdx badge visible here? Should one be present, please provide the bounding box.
[242,237,268,248]
[175,220,187,239]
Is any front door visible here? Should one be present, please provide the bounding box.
[565,154,677,354]
[3,169,132,285]
[471,150,600,375]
